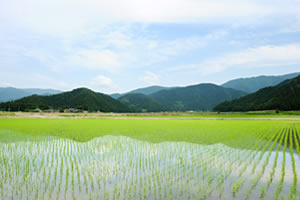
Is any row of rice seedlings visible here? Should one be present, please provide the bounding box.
[74,156,81,192]
[57,153,64,198]
[166,138,220,196]
[192,145,231,197]
[194,146,230,198]
[152,141,213,198]
[83,167,89,194]
[59,136,202,198]
[234,129,278,198]
[216,154,238,196]
[1,138,43,199]
[244,129,282,199]
[265,128,285,192]
[23,138,219,197]
[232,129,275,197]
[238,129,274,177]
[294,129,300,159]
[215,130,267,198]
[0,156,3,199]
[126,146,187,199]
[274,129,288,200]
[289,129,297,199]
[48,161,58,199]
[2,142,18,198]
[250,129,279,175]
[71,160,75,194]
[192,128,270,198]
[44,158,52,198]
[115,138,213,198]
[65,156,70,197]
[1,142,14,199]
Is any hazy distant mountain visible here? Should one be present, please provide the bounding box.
[110,93,123,99]
[222,72,300,93]
[110,86,174,99]
[118,93,168,112]
[215,75,300,112]
[0,87,61,102]
[150,84,247,111]
[0,88,130,112]
[22,88,62,96]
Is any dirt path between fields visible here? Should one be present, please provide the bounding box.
[0,112,300,120]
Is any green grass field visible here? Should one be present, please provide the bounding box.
[0,117,299,199]
[0,118,298,145]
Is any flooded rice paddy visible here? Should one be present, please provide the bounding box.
[0,130,299,200]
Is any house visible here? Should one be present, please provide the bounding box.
[34,108,42,113]
[45,109,58,113]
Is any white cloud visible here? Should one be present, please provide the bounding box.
[139,71,160,86]
[1,0,299,92]
[203,44,300,73]
[169,43,300,75]
[29,74,71,90]
[103,31,132,49]
[1,0,299,37]
[24,47,122,73]
[90,75,118,92]
[68,49,120,71]
[0,73,71,90]
[157,30,227,56]
[21,27,218,73]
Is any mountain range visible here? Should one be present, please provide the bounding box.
[221,72,300,93]
[0,88,130,112]
[110,86,174,99]
[0,72,299,112]
[118,93,168,112]
[149,83,246,111]
[214,75,300,112]
[0,87,61,102]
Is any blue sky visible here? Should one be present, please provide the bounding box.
[0,0,300,93]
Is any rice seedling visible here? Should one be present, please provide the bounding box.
[245,130,282,199]
[294,129,300,158]
[275,130,288,200]
[260,185,265,199]
[289,129,297,199]
[65,164,70,196]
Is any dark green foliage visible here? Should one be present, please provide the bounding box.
[215,75,300,112]
[222,72,300,93]
[118,93,168,112]
[128,86,174,95]
[150,83,246,111]
[0,88,131,112]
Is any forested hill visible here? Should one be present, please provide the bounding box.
[118,93,168,112]
[150,83,247,111]
[222,72,300,93]
[0,88,131,112]
[110,85,173,99]
[214,75,300,112]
